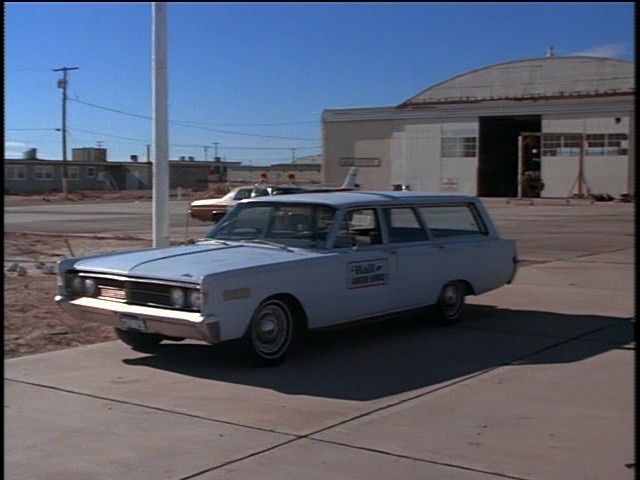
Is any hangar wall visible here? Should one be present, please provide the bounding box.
[322,57,634,198]
[322,118,393,190]
[391,121,478,194]
[541,113,632,197]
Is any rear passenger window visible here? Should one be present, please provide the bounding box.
[418,205,486,238]
[384,208,428,243]
[334,209,381,248]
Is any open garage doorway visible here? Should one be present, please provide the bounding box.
[478,116,541,197]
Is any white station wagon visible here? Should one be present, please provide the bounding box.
[56,192,518,365]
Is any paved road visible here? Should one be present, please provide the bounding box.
[4,199,212,241]
[4,197,634,263]
[5,198,635,480]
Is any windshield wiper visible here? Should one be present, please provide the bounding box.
[238,239,293,251]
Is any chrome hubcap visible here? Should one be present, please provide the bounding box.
[441,283,462,316]
[252,303,291,357]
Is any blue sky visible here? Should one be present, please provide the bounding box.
[5,2,635,165]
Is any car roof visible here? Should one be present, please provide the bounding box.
[242,191,479,207]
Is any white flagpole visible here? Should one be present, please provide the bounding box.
[152,2,170,248]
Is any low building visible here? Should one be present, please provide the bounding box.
[72,147,107,162]
[226,163,321,185]
[4,153,320,194]
[4,157,224,194]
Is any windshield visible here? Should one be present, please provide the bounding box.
[206,202,337,249]
[220,188,251,201]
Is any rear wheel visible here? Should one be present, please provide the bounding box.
[114,328,164,353]
[432,281,465,325]
[242,297,297,366]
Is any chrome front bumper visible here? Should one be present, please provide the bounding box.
[55,295,220,344]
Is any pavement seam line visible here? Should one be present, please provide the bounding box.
[176,437,302,480]
[570,246,633,261]
[501,322,636,365]
[3,378,299,439]
[456,318,633,345]
[308,438,533,480]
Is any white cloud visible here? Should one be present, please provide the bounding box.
[571,43,628,58]
[5,141,29,148]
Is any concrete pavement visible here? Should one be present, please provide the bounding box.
[5,199,635,480]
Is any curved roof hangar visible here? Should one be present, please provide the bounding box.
[399,56,634,107]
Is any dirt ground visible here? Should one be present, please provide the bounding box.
[4,231,155,359]
[4,190,213,359]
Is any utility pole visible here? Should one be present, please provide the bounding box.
[290,148,296,162]
[53,66,79,195]
[203,145,209,161]
[213,142,219,160]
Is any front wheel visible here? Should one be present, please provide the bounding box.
[432,281,466,326]
[242,298,296,366]
[114,328,164,353]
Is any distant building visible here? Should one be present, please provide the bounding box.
[226,163,321,185]
[293,155,322,165]
[323,56,635,198]
[4,153,320,194]
[72,147,107,162]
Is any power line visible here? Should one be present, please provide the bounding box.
[6,67,53,72]
[6,128,58,131]
[176,119,319,127]
[68,127,149,143]
[67,127,321,151]
[221,146,321,150]
[69,98,318,127]
[69,97,319,141]
[173,122,318,141]
[70,98,151,120]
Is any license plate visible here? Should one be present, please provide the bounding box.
[120,314,146,332]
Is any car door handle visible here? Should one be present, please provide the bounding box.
[385,248,397,255]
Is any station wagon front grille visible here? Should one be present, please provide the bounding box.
[129,282,175,307]
[79,275,195,310]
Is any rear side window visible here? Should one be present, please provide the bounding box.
[418,204,486,238]
[383,208,428,243]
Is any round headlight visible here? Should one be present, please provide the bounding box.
[188,290,203,310]
[84,278,98,297]
[71,276,84,294]
[170,287,186,308]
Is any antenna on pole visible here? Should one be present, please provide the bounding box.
[53,66,79,196]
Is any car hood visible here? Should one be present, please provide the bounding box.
[72,242,324,283]
[190,198,234,207]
